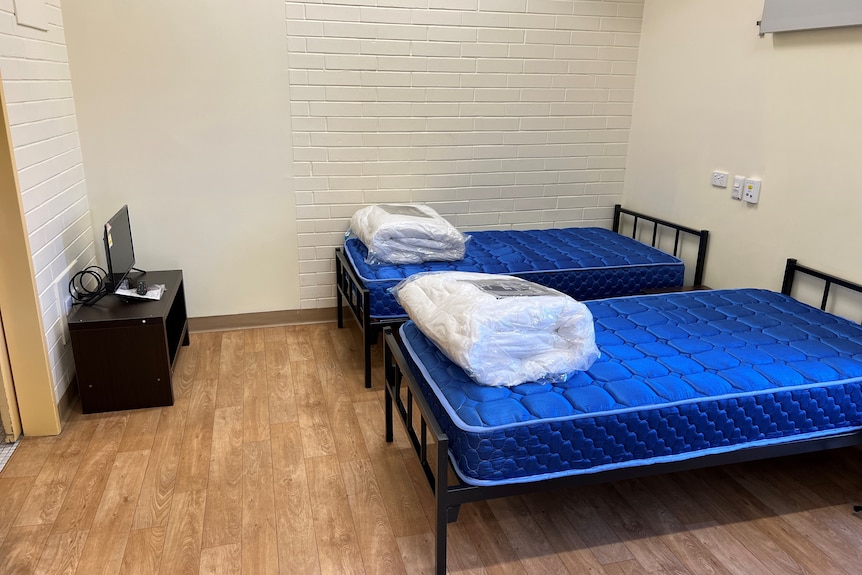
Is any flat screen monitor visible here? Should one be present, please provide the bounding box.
[104,205,136,291]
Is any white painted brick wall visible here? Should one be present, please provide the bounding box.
[1,0,94,403]
[286,0,643,309]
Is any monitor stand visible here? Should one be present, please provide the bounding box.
[124,267,148,286]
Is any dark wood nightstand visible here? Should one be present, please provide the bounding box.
[68,270,189,413]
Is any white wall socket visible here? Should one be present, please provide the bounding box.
[743,178,761,204]
[711,171,729,188]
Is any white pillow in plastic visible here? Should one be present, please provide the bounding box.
[349,204,468,265]
[393,271,600,387]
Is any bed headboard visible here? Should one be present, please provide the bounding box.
[781,258,862,315]
[612,204,710,286]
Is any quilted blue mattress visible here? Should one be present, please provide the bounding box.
[399,289,862,486]
[345,227,683,319]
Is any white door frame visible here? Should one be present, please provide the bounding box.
[0,310,22,442]
[0,70,61,436]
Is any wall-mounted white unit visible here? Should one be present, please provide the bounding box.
[760,0,862,34]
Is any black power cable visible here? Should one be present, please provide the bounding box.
[68,266,109,306]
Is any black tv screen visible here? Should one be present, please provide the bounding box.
[104,205,136,291]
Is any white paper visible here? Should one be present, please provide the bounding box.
[115,283,166,301]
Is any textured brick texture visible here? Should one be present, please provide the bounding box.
[286,0,644,309]
[1,0,94,401]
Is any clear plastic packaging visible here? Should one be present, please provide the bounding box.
[392,271,600,387]
[348,204,469,265]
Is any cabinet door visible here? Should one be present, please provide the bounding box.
[73,322,173,413]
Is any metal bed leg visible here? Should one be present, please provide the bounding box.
[384,353,394,443]
[364,333,373,388]
[435,421,450,575]
[435,461,448,573]
[385,389,394,442]
[336,250,345,329]
[447,506,461,522]
[383,329,396,442]
[435,508,447,575]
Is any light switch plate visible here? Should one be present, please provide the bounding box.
[732,175,745,200]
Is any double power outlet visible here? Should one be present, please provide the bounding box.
[712,171,760,204]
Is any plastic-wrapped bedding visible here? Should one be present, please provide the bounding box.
[349,204,469,265]
[392,271,600,387]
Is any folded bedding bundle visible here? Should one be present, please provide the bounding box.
[349,204,469,264]
[393,272,599,387]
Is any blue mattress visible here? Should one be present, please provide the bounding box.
[345,227,683,319]
[399,289,862,486]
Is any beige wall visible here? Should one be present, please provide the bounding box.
[62,0,862,318]
[62,0,300,317]
[626,1,862,291]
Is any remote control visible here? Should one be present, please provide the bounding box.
[136,280,148,296]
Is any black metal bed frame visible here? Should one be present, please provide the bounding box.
[336,204,710,388]
[781,257,862,309]
[613,205,709,287]
[382,258,862,575]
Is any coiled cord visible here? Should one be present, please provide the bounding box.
[69,266,109,306]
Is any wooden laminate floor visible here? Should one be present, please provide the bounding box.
[2,322,862,574]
